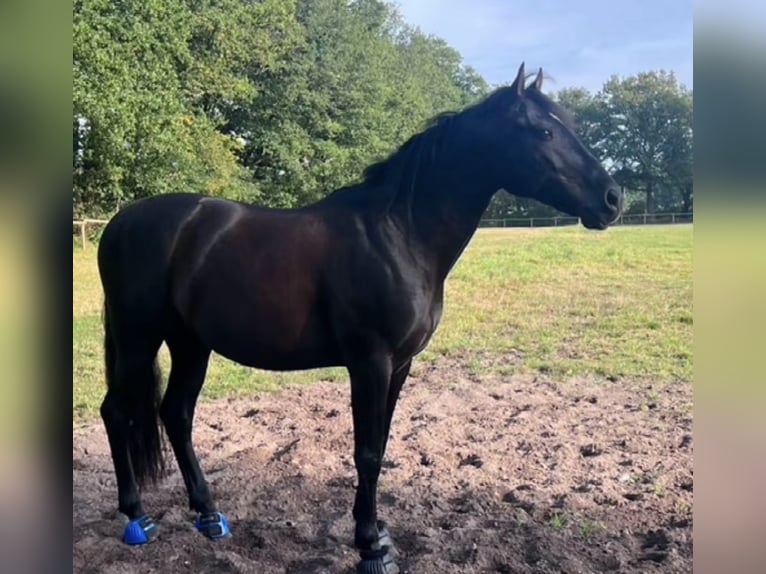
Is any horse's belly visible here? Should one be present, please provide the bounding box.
[214,343,342,371]
[192,303,342,371]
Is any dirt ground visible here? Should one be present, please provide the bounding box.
[73,358,693,573]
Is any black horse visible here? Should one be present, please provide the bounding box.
[96,64,622,573]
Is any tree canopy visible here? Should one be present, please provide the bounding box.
[552,71,693,215]
[74,0,692,219]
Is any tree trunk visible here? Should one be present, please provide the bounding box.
[681,183,693,213]
[646,181,656,215]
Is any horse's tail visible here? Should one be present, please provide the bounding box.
[102,300,166,488]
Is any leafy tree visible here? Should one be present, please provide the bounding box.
[237,0,404,206]
[73,0,691,223]
[595,71,692,214]
[555,87,604,155]
[486,73,694,219]
[73,0,300,215]
[659,103,693,212]
[238,0,486,208]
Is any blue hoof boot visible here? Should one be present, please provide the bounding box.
[195,511,231,540]
[123,515,157,545]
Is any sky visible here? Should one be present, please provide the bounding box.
[393,0,693,93]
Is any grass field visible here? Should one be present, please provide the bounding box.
[73,224,692,422]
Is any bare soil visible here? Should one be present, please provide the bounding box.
[73,359,693,573]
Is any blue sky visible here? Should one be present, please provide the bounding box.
[393,0,693,93]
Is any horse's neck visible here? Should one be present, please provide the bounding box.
[400,169,496,281]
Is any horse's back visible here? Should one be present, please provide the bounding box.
[99,192,207,244]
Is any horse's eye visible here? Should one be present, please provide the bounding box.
[541,129,553,140]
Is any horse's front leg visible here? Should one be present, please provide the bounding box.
[349,353,400,574]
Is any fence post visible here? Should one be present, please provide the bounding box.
[672,214,676,224]
[80,222,87,246]
[643,213,647,225]
[529,218,533,227]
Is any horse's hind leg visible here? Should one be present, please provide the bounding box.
[101,382,146,520]
[160,331,229,539]
[100,332,164,544]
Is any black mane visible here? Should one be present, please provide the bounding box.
[361,110,458,185]
[318,110,459,209]
[318,84,576,210]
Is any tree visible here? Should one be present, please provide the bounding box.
[73,0,301,215]
[74,0,492,215]
[486,73,694,219]
[75,0,693,222]
[237,0,487,208]
[554,87,604,156]
[237,0,407,207]
[595,71,692,214]
[659,103,693,212]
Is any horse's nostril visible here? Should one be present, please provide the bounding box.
[605,187,622,211]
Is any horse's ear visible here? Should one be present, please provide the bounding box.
[532,67,544,91]
[510,62,526,97]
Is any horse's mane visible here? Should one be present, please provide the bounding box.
[317,110,459,210]
[361,111,458,185]
[317,83,574,211]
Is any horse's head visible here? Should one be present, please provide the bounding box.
[467,63,623,229]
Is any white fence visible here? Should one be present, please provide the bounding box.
[73,218,109,244]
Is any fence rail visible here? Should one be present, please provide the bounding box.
[74,212,693,244]
[73,218,109,245]
[478,212,693,229]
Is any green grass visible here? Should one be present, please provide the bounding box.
[549,511,568,529]
[579,518,606,540]
[73,224,692,421]
[420,225,693,381]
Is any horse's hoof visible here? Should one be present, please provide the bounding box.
[123,515,157,545]
[356,549,399,574]
[195,511,231,540]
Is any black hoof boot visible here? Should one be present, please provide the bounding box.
[194,511,231,540]
[356,548,399,574]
